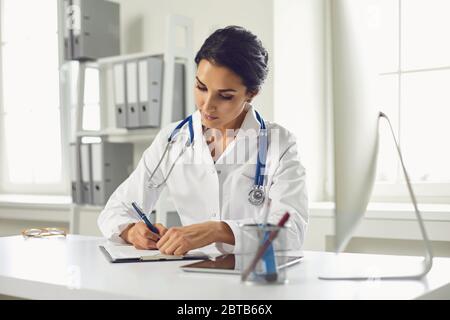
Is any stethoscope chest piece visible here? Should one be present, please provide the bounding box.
[248,186,265,206]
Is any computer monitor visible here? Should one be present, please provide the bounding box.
[321,0,433,280]
[331,0,381,254]
[333,85,379,254]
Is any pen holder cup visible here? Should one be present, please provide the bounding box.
[239,224,288,285]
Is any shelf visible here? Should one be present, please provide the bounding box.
[76,127,160,143]
[76,131,106,137]
[85,51,163,68]
[70,203,105,211]
[85,51,189,69]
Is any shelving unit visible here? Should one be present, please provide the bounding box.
[69,15,194,234]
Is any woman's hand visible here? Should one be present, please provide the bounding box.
[156,221,235,255]
[120,221,168,250]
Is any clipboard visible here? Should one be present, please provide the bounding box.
[99,245,209,263]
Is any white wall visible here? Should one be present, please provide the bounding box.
[114,0,274,121]
[274,0,328,202]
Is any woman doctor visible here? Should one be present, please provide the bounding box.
[98,26,308,255]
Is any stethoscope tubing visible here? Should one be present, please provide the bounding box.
[147,110,268,205]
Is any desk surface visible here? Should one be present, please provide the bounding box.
[0,235,449,300]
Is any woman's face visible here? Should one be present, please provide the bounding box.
[194,59,256,130]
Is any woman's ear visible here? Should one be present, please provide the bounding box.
[246,90,259,102]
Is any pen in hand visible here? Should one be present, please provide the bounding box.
[131,202,161,240]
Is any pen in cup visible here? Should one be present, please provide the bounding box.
[242,212,291,282]
[131,202,161,239]
[259,197,276,280]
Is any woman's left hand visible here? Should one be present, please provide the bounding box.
[156,221,234,255]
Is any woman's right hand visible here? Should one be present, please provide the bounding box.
[120,221,168,250]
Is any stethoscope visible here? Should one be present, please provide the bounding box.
[146,110,268,207]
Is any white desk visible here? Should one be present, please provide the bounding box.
[0,235,449,300]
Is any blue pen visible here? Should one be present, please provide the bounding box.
[131,202,160,236]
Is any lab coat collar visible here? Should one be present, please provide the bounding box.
[191,103,262,144]
[191,109,203,145]
[236,103,262,141]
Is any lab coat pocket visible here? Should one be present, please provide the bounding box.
[228,164,261,219]
[240,163,273,186]
[240,164,257,181]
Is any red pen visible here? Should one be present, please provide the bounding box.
[241,212,291,281]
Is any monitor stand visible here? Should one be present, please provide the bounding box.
[319,112,433,280]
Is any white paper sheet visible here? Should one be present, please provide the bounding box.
[102,244,162,260]
[102,244,207,260]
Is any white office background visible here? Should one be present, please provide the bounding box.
[0,0,450,254]
[2,0,448,201]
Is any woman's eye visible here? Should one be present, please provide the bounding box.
[196,85,233,100]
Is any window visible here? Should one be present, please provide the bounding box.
[274,0,450,202]
[372,0,450,202]
[0,0,66,194]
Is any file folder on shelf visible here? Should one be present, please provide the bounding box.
[113,63,127,128]
[138,57,164,128]
[172,63,186,122]
[70,143,82,204]
[91,142,133,206]
[80,143,93,204]
[63,0,120,61]
[126,60,140,128]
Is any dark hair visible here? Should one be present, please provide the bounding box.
[194,26,269,93]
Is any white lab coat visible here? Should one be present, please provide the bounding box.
[97,105,308,253]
